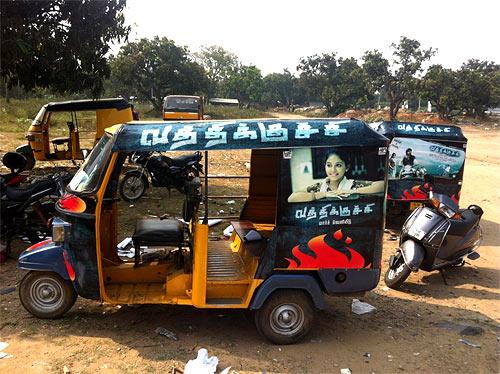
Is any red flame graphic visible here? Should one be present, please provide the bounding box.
[286,229,368,269]
[451,191,461,205]
[401,185,428,200]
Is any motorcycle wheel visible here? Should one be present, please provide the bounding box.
[119,174,146,202]
[384,253,412,289]
[19,271,77,318]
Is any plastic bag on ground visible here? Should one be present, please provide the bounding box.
[351,298,376,315]
[184,348,218,374]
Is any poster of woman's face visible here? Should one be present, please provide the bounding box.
[287,147,385,203]
[388,137,465,180]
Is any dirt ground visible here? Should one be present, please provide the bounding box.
[0,116,499,373]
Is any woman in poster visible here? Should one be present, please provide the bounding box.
[287,151,384,202]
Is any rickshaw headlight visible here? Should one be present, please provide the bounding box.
[52,217,71,244]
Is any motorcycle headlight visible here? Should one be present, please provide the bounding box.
[438,203,456,218]
[52,217,71,243]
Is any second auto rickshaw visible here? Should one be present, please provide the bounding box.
[18,118,388,344]
[19,98,135,168]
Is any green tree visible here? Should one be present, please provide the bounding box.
[109,37,209,111]
[221,65,263,107]
[363,36,435,120]
[261,70,302,108]
[420,65,461,119]
[297,53,369,115]
[194,45,239,98]
[0,0,129,97]
[456,60,500,117]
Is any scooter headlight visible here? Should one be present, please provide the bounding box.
[52,217,71,243]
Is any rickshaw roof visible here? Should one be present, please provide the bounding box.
[44,98,132,112]
[370,121,467,142]
[111,118,389,152]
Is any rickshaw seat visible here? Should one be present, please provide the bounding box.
[52,137,70,145]
[132,219,184,266]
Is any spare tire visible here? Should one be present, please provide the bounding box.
[16,144,35,170]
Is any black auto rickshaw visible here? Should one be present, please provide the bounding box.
[369,121,467,216]
[17,118,388,344]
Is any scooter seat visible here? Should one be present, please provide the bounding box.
[447,209,480,236]
[5,178,54,202]
[132,219,184,247]
[169,153,200,167]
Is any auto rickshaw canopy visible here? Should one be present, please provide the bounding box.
[112,118,389,152]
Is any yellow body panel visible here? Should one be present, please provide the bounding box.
[191,223,209,307]
[163,111,200,121]
[96,108,133,140]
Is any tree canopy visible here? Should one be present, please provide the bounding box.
[221,65,263,107]
[194,45,239,98]
[363,36,435,120]
[109,37,208,111]
[298,53,369,115]
[0,0,129,97]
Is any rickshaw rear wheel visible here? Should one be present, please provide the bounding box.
[19,271,77,319]
[254,290,314,345]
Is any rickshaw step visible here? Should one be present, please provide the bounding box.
[207,241,249,281]
[105,283,168,303]
[206,298,243,305]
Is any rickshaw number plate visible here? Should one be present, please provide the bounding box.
[410,202,423,210]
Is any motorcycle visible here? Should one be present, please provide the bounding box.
[1,166,67,263]
[0,152,29,187]
[119,151,203,201]
[399,164,426,180]
[384,189,483,289]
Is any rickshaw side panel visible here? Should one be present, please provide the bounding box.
[57,210,101,300]
[371,121,467,205]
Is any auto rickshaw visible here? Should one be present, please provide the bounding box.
[369,121,467,217]
[163,95,204,121]
[17,118,389,344]
[18,98,135,169]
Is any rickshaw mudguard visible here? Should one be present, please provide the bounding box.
[17,240,71,280]
[249,274,327,310]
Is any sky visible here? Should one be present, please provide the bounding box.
[120,0,500,75]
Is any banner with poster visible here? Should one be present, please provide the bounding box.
[388,137,465,180]
[275,147,386,270]
[387,137,465,201]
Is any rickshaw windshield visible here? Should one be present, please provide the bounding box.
[68,133,113,193]
[164,97,198,112]
[32,106,46,125]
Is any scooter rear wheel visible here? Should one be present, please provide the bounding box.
[384,253,412,289]
[19,271,77,319]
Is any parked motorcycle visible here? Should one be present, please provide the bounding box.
[399,164,427,180]
[1,166,67,263]
[119,151,203,201]
[0,152,29,187]
[384,189,483,289]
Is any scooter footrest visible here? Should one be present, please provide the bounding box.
[467,252,480,260]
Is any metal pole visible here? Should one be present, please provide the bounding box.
[203,151,209,224]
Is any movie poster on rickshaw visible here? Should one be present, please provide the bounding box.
[388,137,465,180]
[275,147,386,270]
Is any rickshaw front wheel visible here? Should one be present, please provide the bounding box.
[19,271,77,319]
[254,290,314,345]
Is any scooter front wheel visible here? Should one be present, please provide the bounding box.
[19,271,77,319]
[384,253,412,289]
[119,173,147,202]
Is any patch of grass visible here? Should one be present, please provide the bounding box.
[204,105,272,120]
